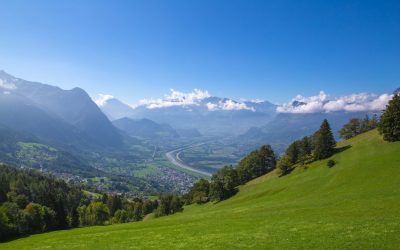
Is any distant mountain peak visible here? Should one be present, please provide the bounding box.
[0,71,123,147]
[291,100,307,107]
[95,95,135,120]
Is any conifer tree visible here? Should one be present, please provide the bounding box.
[286,142,299,164]
[378,94,400,141]
[313,119,336,160]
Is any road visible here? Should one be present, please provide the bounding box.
[165,144,212,177]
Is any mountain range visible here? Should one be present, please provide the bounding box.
[0,70,395,193]
[0,70,122,149]
[98,93,277,135]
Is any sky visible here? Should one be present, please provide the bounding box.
[0,0,399,105]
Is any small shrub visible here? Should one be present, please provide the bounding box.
[327,160,336,168]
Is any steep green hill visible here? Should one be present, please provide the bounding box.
[2,130,400,249]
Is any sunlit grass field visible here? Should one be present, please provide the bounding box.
[2,130,399,249]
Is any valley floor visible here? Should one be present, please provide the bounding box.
[2,130,399,249]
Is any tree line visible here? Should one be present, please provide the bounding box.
[339,115,378,140]
[183,145,277,204]
[184,119,339,204]
[277,119,336,176]
[0,164,183,241]
[0,164,85,241]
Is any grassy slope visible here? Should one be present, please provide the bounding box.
[2,130,400,249]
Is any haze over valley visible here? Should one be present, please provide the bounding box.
[1,1,399,248]
[0,70,394,195]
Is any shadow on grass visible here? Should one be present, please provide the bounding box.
[335,145,352,154]
[279,167,295,177]
[1,226,79,243]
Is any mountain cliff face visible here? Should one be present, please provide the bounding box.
[0,71,123,148]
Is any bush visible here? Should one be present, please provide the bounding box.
[327,160,336,168]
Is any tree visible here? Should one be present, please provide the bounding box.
[286,142,299,164]
[155,194,183,217]
[257,145,276,175]
[339,118,361,139]
[170,196,183,214]
[107,195,122,216]
[192,191,208,204]
[0,207,14,241]
[297,136,313,164]
[209,166,239,201]
[378,94,400,141]
[23,203,56,233]
[186,179,210,204]
[313,119,336,160]
[55,198,68,229]
[112,209,128,224]
[132,202,143,221]
[78,201,110,226]
[236,145,275,184]
[277,156,293,176]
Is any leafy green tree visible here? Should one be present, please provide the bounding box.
[78,201,110,226]
[236,145,275,184]
[191,179,210,196]
[23,203,56,233]
[0,164,85,240]
[339,118,361,139]
[186,179,210,204]
[192,191,208,204]
[132,202,143,221]
[77,205,89,226]
[313,119,336,160]
[339,115,379,140]
[378,94,400,141]
[155,194,183,217]
[209,166,239,201]
[277,156,293,176]
[112,209,128,224]
[89,201,110,225]
[0,207,14,241]
[170,196,183,214]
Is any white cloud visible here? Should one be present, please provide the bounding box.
[138,89,211,109]
[239,98,265,103]
[95,94,115,106]
[207,99,255,111]
[134,88,255,111]
[206,102,218,110]
[277,91,392,113]
[277,91,327,113]
[0,79,17,90]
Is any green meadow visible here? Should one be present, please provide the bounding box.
[2,130,399,249]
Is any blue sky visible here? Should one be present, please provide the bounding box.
[0,0,399,104]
